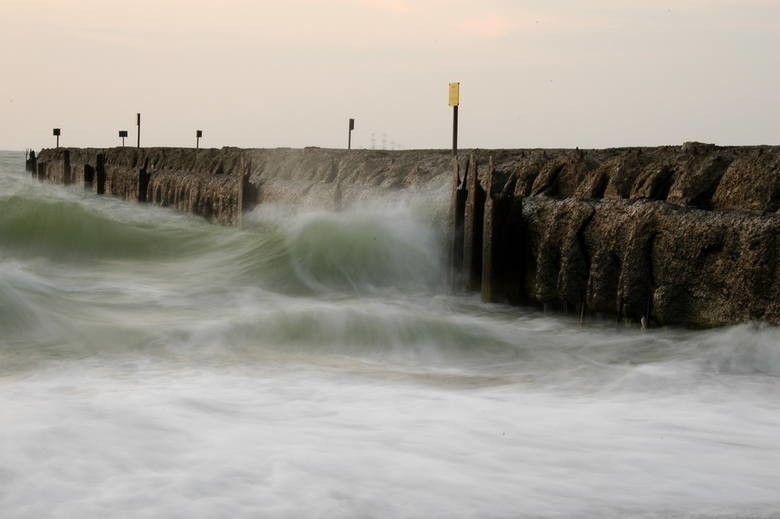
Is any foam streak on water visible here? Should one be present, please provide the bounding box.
[1,151,779,518]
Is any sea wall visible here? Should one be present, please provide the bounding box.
[452,143,780,327]
[30,143,780,327]
[32,147,250,225]
[32,147,455,224]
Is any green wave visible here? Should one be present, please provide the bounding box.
[0,194,204,261]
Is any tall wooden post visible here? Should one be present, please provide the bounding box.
[237,158,252,226]
[96,153,106,195]
[463,154,485,292]
[450,157,467,287]
[63,149,72,185]
[481,158,523,303]
[138,158,151,202]
[27,151,37,176]
[84,164,95,190]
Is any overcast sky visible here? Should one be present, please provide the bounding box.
[2,0,779,151]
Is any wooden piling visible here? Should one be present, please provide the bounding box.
[450,157,467,287]
[26,151,37,175]
[481,158,499,302]
[481,158,524,303]
[463,154,486,292]
[63,150,72,185]
[138,158,151,202]
[237,158,252,226]
[96,153,106,195]
[84,164,95,190]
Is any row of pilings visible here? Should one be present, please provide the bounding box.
[450,153,670,326]
[450,154,664,327]
[26,149,254,226]
[451,154,525,305]
[26,149,117,202]
[449,149,780,328]
[27,149,109,194]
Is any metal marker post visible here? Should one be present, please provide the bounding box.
[452,106,458,155]
[196,130,203,149]
[53,128,61,148]
[136,113,141,148]
[119,130,128,147]
[449,82,460,156]
[348,118,355,150]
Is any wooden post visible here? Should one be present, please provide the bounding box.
[503,190,525,304]
[481,158,523,303]
[237,158,252,226]
[96,153,106,195]
[481,158,498,302]
[27,151,37,176]
[84,164,95,190]
[450,157,467,287]
[36,162,45,182]
[463,153,485,292]
[63,149,71,185]
[138,158,151,202]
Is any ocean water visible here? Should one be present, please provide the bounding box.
[1,150,779,518]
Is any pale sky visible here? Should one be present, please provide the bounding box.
[1,0,778,151]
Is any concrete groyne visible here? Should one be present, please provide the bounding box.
[453,143,780,327]
[29,147,455,224]
[27,143,780,327]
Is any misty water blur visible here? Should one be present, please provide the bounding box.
[1,150,779,518]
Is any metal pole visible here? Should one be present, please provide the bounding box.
[137,113,141,148]
[348,118,355,150]
[56,135,60,148]
[452,105,458,156]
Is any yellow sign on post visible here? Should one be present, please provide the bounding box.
[449,82,460,107]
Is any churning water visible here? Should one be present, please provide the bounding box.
[1,150,779,518]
